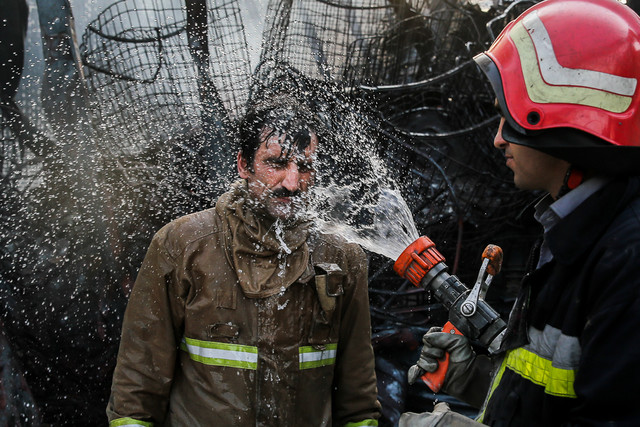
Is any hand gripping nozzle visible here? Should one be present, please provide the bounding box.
[394,236,507,392]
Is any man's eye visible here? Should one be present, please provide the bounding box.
[493,100,503,116]
[297,163,314,173]
[268,159,289,169]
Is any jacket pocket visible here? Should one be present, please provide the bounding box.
[309,263,344,346]
[212,284,237,310]
[207,322,239,341]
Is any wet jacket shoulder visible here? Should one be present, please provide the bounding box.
[482,177,640,426]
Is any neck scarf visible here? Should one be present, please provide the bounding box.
[216,180,311,298]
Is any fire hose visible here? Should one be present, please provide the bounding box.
[393,236,506,392]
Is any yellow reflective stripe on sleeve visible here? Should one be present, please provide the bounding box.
[109,418,153,427]
[180,337,258,369]
[510,21,633,113]
[477,345,577,423]
[344,420,379,426]
[504,347,577,398]
[299,343,337,369]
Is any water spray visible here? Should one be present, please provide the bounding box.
[394,236,506,392]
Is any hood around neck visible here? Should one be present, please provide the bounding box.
[216,180,311,298]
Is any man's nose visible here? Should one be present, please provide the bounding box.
[282,163,301,191]
[494,117,508,149]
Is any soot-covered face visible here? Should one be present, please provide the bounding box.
[238,127,318,221]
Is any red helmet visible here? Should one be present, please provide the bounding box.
[474,0,640,175]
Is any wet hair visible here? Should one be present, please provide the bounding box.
[237,94,322,171]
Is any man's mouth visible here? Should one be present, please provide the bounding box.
[274,196,292,203]
[503,152,513,164]
[271,189,301,200]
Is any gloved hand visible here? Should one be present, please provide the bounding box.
[407,326,475,394]
[399,402,483,427]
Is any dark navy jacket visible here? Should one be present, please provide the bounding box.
[480,177,640,426]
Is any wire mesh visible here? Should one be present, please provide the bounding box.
[78,0,255,281]
[81,0,250,156]
[0,104,46,194]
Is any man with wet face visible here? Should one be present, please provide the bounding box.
[107,94,381,426]
[237,119,318,222]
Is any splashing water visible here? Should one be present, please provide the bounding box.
[312,185,419,261]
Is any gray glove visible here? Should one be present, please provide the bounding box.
[407,327,494,408]
[407,326,475,392]
[399,402,483,427]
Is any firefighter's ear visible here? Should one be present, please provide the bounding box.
[237,151,250,179]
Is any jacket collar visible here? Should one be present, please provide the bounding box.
[546,177,640,266]
[216,180,311,298]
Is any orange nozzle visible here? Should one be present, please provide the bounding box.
[394,236,446,287]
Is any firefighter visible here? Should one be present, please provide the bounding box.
[401,0,640,424]
[106,93,381,426]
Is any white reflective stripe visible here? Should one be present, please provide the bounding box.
[300,348,337,363]
[181,337,258,369]
[510,22,632,113]
[527,325,581,370]
[522,12,637,96]
[299,344,337,369]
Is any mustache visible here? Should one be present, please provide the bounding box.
[271,188,302,198]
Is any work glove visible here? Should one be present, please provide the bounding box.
[408,326,475,387]
[408,326,492,408]
[399,402,483,427]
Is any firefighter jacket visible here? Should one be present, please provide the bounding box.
[106,181,381,426]
[479,177,640,425]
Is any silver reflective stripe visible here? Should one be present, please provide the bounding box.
[299,343,338,369]
[522,11,637,96]
[527,325,581,370]
[181,337,258,369]
[510,19,634,113]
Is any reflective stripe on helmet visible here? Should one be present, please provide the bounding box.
[180,337,258,369]
[299,343,337,369]
[523,11,636,96]
[511,12,635,113]
[109,418,153,427]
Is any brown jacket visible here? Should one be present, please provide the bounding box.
[107,186,380,426]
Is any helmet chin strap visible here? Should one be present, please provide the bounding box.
[557,165,584,198]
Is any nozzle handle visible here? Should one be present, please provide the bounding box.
[483,244,503,276]
[420,321,462,393]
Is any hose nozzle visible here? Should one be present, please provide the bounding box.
[393,236,446,288]
[393,236,507,353]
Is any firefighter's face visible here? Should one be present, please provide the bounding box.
[494,117,569,198]
[238,127,317,221]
